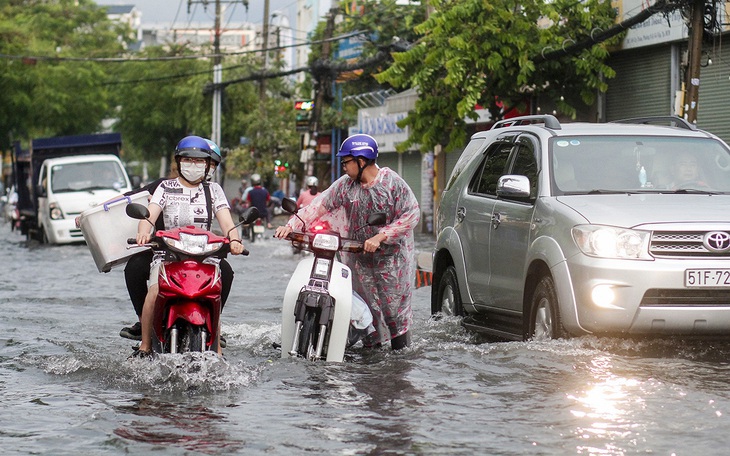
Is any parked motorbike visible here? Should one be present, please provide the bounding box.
[126,203,259,354]
[278,197,386,362]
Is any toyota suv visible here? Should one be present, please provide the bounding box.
[432,115,730,340]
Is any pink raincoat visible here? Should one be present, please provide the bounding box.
[287,167,420,346]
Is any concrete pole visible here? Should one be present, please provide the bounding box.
[259,0,270,101]
[684,0,704,124]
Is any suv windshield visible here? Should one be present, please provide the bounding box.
[550,136,730,194]
[51,161,127,193]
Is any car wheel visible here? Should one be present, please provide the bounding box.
[530,275,565,340]
[433,266,464,317]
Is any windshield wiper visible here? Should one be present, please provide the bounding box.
[665,188,720,195]
[585,189,636,195]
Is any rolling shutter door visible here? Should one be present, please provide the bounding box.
[378,151,422,206]
[400,150,422,207]
[696,42,730,144]
[606,46,673,120]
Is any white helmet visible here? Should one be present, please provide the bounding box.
[250,173,261,185]
[305,176,318,187]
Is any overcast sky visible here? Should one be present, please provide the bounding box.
[94,0,297,27]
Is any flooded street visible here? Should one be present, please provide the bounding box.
[2,220,730,455]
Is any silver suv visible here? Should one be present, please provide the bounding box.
[432,115,730,340]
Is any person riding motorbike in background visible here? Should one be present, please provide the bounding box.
[133,136,244,357]
[296,175,319,209]
[275,134,420,350]
[246,173,274,229]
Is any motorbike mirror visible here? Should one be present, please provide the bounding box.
[126,203,150,220]
[229,206,261,238]
[367,212,387,227]
[240,206,260,225]
[281,197,298,214]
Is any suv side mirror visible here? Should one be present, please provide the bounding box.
[496,175,532,200]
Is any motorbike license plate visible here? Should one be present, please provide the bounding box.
[685,269,730,287]
[253,224,265,234]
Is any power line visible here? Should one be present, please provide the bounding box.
[0,30,367,64]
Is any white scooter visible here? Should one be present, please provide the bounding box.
[279,198,386,362]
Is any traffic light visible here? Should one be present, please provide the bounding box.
[274,159,288,175]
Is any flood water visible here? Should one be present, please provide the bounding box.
[2,220,730,455]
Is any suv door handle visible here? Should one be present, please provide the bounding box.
[491,212,502,229]
[456,206,466,222]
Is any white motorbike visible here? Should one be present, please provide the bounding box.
[279,198,386,362]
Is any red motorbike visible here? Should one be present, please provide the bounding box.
[126,203,259,354]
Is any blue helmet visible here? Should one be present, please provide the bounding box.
[175,135,213,160]
[337,134,378,160]
[205,139,222,164]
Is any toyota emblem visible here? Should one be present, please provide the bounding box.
[704,231,730,252]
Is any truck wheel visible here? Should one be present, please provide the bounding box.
[529,275,565,340]
[433,266,464,317]
[42,226,51,244]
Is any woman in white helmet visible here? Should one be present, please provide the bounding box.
[296,175,319,208]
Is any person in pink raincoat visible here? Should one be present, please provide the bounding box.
[275,134,420,350]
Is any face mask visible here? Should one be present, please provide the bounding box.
[180,161,206,183]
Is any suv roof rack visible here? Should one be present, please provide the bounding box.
[611,115,697,131]
[492,114,561,130]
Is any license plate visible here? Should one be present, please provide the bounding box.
[253,225,265,234]
[685,269,730,287]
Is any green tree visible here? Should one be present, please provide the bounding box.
[305,0,427,133]
[109,45,212,169]
[0,0,130,149]
[376,0,621,152]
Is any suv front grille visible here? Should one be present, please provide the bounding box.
[650,231,730,258]
[641,288,730,307]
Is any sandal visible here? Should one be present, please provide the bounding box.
[128,347,155,360]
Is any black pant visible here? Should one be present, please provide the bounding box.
[124,250,234,318]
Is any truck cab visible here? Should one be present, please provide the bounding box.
[36,154,131,244]
[13,132,131,244]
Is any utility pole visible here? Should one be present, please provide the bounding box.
[211,0,222,149]
[187,0,247,182]
[683,0,705,124]
[311,8,338,137]
[259,0,270,101]
[308,7,338,181]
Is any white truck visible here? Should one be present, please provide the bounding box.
[14,133,133,244]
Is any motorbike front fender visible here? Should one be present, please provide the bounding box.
[154,300,216,345]
[281,257,353,362]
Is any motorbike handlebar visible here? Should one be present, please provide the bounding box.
[285,231,368,253]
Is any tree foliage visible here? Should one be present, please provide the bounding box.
[304,0,427,132]
[376,0,622,152]
[109,45,212,167]
[0,0,130,148]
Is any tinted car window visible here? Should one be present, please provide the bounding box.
[469,142,513,196]
[445,138,485,191]
[511,137,539,199]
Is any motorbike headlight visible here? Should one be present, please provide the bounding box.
[164,233,222,255]
[572,225,652,260]
[312,233,339,251]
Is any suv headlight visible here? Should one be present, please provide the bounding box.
[572,225,652,260]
